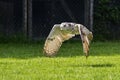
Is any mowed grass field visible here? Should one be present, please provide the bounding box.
[0,40,120,80]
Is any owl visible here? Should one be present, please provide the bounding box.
[43,22,93,57]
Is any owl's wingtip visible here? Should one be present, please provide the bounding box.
[85,55,89,59]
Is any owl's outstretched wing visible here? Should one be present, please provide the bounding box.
[44,22,93,57]
[43,24,75,57]
[78,25,93,58]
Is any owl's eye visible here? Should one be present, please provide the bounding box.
[68,24,71,26]
[63,25,66,27]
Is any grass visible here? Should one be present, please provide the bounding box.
[0,40,120,80]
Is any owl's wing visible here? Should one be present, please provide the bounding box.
[78,25,93,58]
[43,24,75,57]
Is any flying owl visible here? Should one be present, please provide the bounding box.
[43,22,93,57]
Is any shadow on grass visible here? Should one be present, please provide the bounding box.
[72,63,114,68]
[84,64,114,67]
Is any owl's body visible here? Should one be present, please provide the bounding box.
[43,22,93,57]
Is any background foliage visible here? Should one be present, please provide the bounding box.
[0,0,120,42]
[94,0,120,41]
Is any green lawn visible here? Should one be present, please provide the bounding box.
[0,41,120,80]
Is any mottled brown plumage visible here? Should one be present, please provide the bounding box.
[43,22,93,57]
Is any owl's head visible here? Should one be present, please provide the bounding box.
[60,22,79,34]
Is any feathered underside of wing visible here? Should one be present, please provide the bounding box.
[44,35,63,57]
[78,24,93,57]
[43,25,75,57]
[43,25,63,57]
